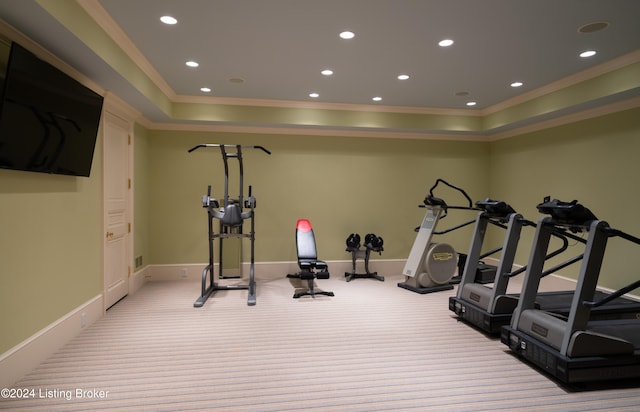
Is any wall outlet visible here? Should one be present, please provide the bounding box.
[180,268,188,278]
[80,312,86,328]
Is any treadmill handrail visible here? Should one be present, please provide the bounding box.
[606,228,640,245]
[506,233,571,278]
[581,227,640,307]
[480,245,503,260]
[584,278,640,308]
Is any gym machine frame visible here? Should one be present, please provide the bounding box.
[450,199,575,333]
[189,144,271,307]
[452,198,640,335]
[502,198,640,383]
[399,179,479,294]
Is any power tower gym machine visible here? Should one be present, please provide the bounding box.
[189,144,271,307]
[398,179,480,294]
[502,198,640,383]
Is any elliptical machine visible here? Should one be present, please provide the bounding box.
[398,179,479,294]
[189,144,271,307]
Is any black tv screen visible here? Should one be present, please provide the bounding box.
[0,42,103,177]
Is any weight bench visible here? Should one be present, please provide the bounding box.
[287,219,334,298]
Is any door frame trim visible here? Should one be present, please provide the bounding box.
[102,95,135,311]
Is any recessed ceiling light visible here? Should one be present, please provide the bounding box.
[578,21,610,34]
[397,74,410,80]
[200,87,211,93]
[185,60,199,68]
[372,96,382,102]
[160,16,177,25]
[510,81,523,88]
[439,39,454,47]
[339,31,355,39]
[321,69,333,76]
[579,50,597,58]
[466,101,477,107]
[309,92,319,98]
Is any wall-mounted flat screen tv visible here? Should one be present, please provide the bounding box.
[0,42,104,177]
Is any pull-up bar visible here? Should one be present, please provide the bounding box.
[188,144,272,155]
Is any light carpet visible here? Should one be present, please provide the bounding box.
[3,273,640,411]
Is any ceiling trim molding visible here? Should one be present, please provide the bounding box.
[138,95,640,143]
[13,3,639,142]
[68,1,483,117]
[488,96,640,142]
[59,1,640,137]
[0,18,104,95]
[143,121,487,142]
[172,94,482,116]
[73,0,640,123]
[77,0,177,99]
[102,92,142,124]
[482,49,640,116]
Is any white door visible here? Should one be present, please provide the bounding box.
[103,112,131,309]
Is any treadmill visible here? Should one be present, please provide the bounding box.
[501,198,640,383]
[450,198,640,334]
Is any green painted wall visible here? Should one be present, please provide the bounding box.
[144,131,489,266]
[3,106,639,357]
[0,131,103,355]
[488,107,640,290]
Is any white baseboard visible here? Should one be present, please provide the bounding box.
[130,266,150,295]
[146,259,408,282]
[147,263,209,281]
[0,294,103,388]
[1,267,150,387]
[148,257,640,300]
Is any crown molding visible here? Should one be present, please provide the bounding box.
[143,121,487,142]
[76,0,176,99]
[489,96,640,141]
[103,92,142,123]
[171,94,481,116]
[0,18,104,95]
[9,5,639,142]
[482,49,640,116]
[140,95,640,142]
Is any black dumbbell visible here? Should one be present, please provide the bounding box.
[345,233,361,250]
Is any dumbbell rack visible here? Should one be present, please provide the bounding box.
[345,245,385,282]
